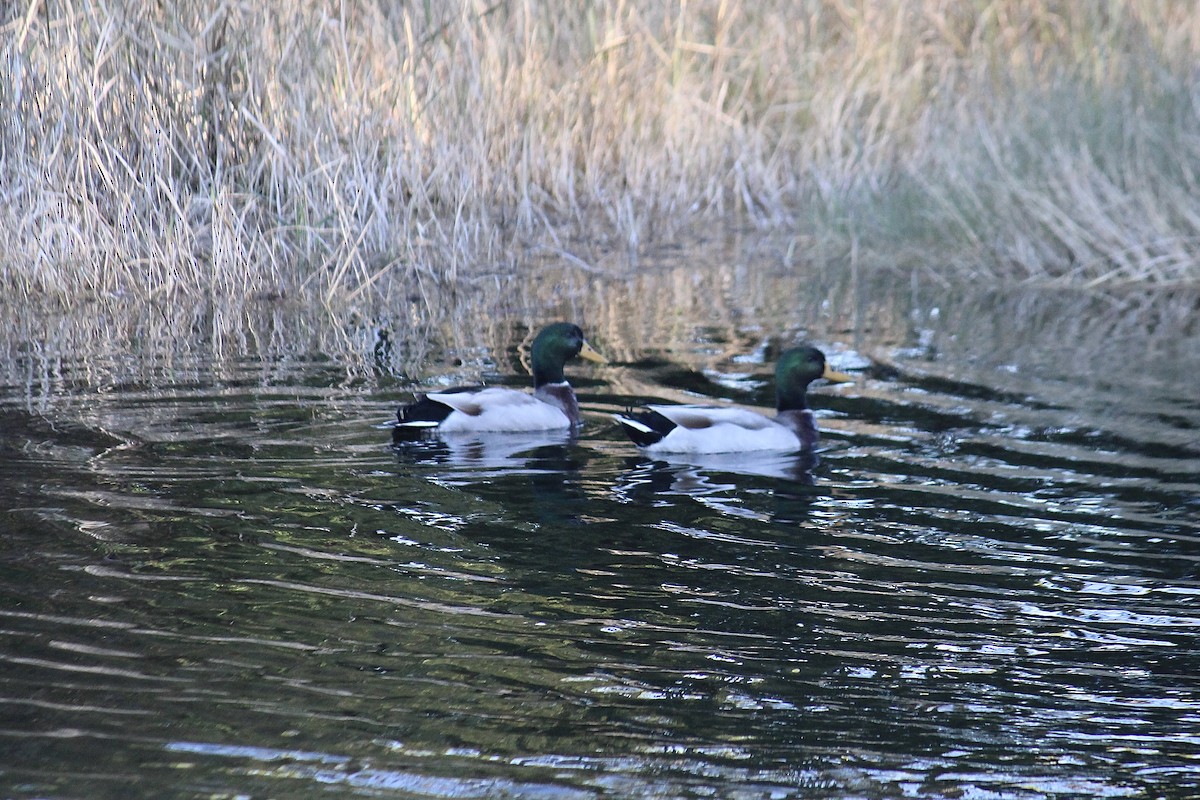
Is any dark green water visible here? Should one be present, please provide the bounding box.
[2,271,1199,799]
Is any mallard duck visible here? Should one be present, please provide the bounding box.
[614,345,852,454]
[394,323,606,437]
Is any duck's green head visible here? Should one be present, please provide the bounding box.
[775,345,852,411]
[531,323,606,386]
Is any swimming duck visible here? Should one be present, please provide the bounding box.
[394,323,606,437]
[613,345,852,454]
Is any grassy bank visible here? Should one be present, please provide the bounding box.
[3,0,1199,304]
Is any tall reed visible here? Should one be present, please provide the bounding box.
[3,0,1198,306]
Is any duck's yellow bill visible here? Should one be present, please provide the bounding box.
[822,364,853,383]
[579,341,607,364]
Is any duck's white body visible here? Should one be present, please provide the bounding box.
[617,405,816,455]
[424,384,577,433]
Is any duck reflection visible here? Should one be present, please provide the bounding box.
[391,427,598,534]
[391,429,578,475]
[617,451,818,492]
[611,450,822,525]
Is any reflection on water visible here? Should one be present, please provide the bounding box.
[1,265,1199,799]
[394,430,579,474]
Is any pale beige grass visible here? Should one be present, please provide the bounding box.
[2,0,1198,308]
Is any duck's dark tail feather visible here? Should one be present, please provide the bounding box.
[612,408,676,448]
[392,395,453,442]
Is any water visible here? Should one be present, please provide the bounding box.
[2,267,1199,799]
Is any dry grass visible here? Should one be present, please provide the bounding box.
[2,0,1199,307]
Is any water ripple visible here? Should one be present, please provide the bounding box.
[3,298,1199,798]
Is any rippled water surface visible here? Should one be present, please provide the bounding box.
[2,268,1199,799]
